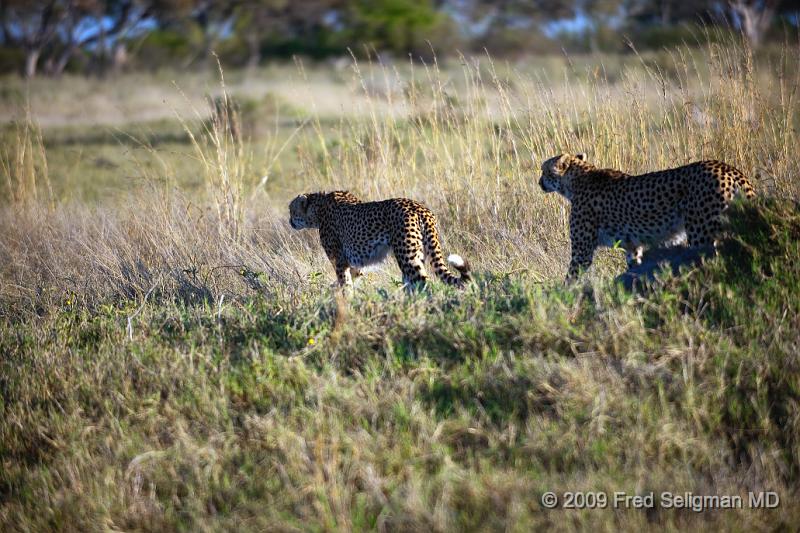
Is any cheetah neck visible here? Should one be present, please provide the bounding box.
[560,162,598,200]
[567,161,598,177]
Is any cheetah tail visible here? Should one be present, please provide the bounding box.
[420,217,471,287]
[431,250,470,287]
[446,254,471,283]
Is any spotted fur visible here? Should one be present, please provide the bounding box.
[538,153,756,281]
[289,191,470,288]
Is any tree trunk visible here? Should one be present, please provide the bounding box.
[51,44,77,76]
[661,1,672,26]
[730,1,776,48]
[24,48,41,78]
[94,24,109,77]
[740,5,762,46]
[588,29,599,54]
[111,42,128,74]
[246,32,261,69]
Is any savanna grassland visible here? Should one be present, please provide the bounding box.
[2,39,800,531]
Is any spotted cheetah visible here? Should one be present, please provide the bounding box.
[289,191,470,288]
[538,153,756,281]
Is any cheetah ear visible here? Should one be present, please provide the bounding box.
[297,194,309,211]
[575,153,586,161]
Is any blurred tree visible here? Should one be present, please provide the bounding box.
[46,0,105,75]
[0,0,189,76]
[1,0,798,75]
[625,0,714,26]
[49,0,159,75]
[232,0,343,64]
[0,0,67,77]
[461,0,574,28]
[153,0,239,67]
[341,0,456,59]
[728,0,777,46]
[581,0,626,52]
[626,0,800,47]
[233,0,288,68]
[451,0,573,54]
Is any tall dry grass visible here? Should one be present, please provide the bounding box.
[299,39,798,275]
[1,113,52,208]
[0,94,310,316]
[0,38,798,317]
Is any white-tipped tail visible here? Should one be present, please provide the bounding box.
[447,254,465,268]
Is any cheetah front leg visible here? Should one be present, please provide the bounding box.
[319,227,353,288]
[567,254,594,283]
[335,263,354,286]
[566,208,597,282]
[332,260,359,287]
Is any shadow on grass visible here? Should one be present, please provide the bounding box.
[644,197,800,482]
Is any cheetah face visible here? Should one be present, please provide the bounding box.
[538,153,586,198]
[288,194,319,229]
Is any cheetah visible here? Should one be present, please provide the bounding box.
[538,153,756,281]
[289,191,470,289]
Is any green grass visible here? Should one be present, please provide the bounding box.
[2,200,799,530]
[2,40,800,529]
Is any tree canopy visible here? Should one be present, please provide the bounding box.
[0,0,797,76]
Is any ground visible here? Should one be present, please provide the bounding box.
[1,42,799,530]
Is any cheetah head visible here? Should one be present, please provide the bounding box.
[288,193,321,229]
[538,153,589,199]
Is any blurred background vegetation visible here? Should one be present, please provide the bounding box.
[1,0,799,78]
[3,2,800,530]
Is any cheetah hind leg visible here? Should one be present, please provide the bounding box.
[396,250,428,292]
